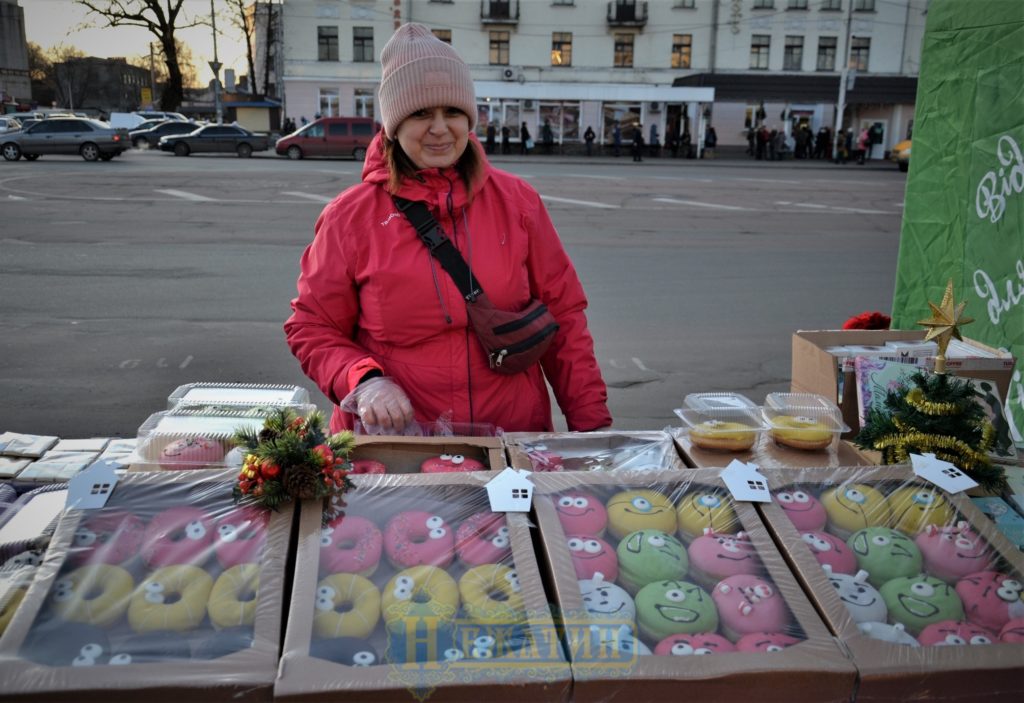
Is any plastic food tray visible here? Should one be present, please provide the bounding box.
[167,382,311,410]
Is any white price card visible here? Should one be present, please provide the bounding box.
[66,460,120,510]
[721,460,772,503]
[910,453,978,494]
[486,467,534,512]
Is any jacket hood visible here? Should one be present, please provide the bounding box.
[361,131,491,208]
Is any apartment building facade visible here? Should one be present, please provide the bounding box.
[274,0,925,155]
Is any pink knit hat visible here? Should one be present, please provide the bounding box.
[378,23,477,138]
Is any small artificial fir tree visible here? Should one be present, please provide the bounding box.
[855,369,1005,492]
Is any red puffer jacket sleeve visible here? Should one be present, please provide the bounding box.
[284,198,383,405]
[524,191,612,431]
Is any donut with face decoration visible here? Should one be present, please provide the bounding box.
[800,530,857,575]
[607,490,677,540]
[916,522,996,583]
[383,511,455,569]
[821,484,892,540]
[712,574,789,640]
[578,571,636,626]
[918,620,996,647]
[999,618,1024,643]
[688,529,763,591]
[880,574,963,636]
[567,534,618,582]
[420,454,485,473]
[823,566,887,624]
[955,571,1024,632]
[616,529,689,594]
[70,511,145,566]
[455,512,511,566]
[141,506,215,568]
[773,488,826,531]
[655,632,735,656]
[554,491,607,536]
[214,506,269,569]
[675,490,737,542]
[734,631,803,652]
[847,527,923,588]
[320,515,383,577]
[887,486,955,535]
[635,579,718,641]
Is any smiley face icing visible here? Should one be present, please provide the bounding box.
[712,574,789,640]
[773,489,827,531]
[915,522,996,583]
[801,531,857,575]
[579,571,637,626]
[654,632,736,656]
[606,490,677,540]
[616,530,689,594]
[880,574,964,636]
[847,527,923,588]
[954,571,1024,632]
[821,484,892,540]
[823,566,888,624]
[917,620,996,647]
[555,491,608,536]
[675,490,738,542]
[635,580,718,642]
[567,535,619,582]
[887,486,955,535]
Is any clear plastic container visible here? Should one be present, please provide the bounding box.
[673,393,767,453]
[166,382,311,410]
[762,393,850,452]
[128,410,267,471]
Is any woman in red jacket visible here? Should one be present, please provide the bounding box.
[284,23,610,435]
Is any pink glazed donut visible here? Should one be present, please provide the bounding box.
[999,618,1024,643]
[688,529,763,590]
[383,511,455,569]
[158,437,224,470]
[918,619,997,647]
[915,522,996,583]
[555,491,608,536]
[214,506,269,569]
[773,489,826,531]
[141,506,215,568]
[71,511,145,566]
[567,534,618,582]
[420,454,486,473]
[800,530,858,575]
[654,632,736,656]
[955,571,1024,632]
[350,460,387,474]
[712,575,789,641]
[734,632,802,652]
[455,512,511,566]
[320,515,383,577]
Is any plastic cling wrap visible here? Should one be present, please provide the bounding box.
[758,465,1024,702]
[504,431,686,473]
[275,473,571,703]
[530,469,857,703]
[0,470,291,702]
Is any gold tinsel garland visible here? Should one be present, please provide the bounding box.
[904,387,968,416]
[871,424,995,470]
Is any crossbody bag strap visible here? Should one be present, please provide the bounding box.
[392,195,483,302]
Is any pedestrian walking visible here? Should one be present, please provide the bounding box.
[541,119,554,155]
[857,127,870,164]
[521,122,532,154]
[649,124,659,157]
[703,126,717,159]
[284,23,611,435]
[584,125,595,156]
[612,123,622,157]
[501,125,510,154]
[485,122,496,154]
[631,127,644,162]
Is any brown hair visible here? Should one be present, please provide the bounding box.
[382,133,483,198]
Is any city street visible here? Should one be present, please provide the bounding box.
[0,149,906,437]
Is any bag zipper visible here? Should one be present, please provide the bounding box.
[491,303,549,335]
[490,322,560,367]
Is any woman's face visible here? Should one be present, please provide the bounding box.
[395,106,470,170]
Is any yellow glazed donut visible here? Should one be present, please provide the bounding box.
[459,564,525,623]
[689,420,757,452]
[769,416,833,450]
[887,486,955,534]
[0,587,27,635]
[128,565,213,633]
[51,564,134,627]
[382,566,459,623]
[313,573,380,639]
[208,563,259,630]
[821,483,892,539]
[606,490,677,540]
[676,490,738,541]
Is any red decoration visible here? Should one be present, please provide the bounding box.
[842,311,891,330]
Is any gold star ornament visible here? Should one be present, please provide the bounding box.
[917,278,974,374]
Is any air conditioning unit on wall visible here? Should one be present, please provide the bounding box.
[523,99,535,110]
[501,67,518,82]
[649,101,661,112]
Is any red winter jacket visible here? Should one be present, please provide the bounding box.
[284,133,611,434]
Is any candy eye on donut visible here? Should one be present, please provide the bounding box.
[583,540,602,554]
[440,454,453,460]
[218,524,238,542]
[504,570,521,591]
[776,492,794,504]
[53,578,74,602]
[426,515,444,529]
[491,534,509,549]
[558,496,574,508]
[969,634,992,645]
[910,582,935,597]
[144,589,166,605]
[185,520,207,540]
[670,642,694,656]
[74,528,97,547]
[352,650,376,666]
[497,526,509,538]
[81,643,104,659]
[567,538,584,552]
[631,497,652,512]
[944,634,966,646]
[912,491,936,506]
[429,527,447,539]
[871,535,891,546]
[844,489,867,504]
[316,585,336,600]
[665,589,686,602]
[109,653,132,665]
[765,644,784,652]
[319,528,334,547]
[450,455,465,464]
[315,595,334,611]
[647,534,666,548]
[997,580,1022,601]
[145,581,165,594]
[574,497,588,508]
[72,654,97,667]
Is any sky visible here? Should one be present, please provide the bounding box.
[21,0,251,79]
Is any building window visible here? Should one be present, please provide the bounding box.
[674,0,695,7]
[820,0,842,9]
[551,32,572,66]
[816,36,837,70]
[318,88,339,117]
[432,29,452,44]
[750,34,770,69]
[614,33,634,68]
[787,0,808,8]
[355,88,374,118]
[353,27,373,63]
[850,36,870,71]
[853,0,875,10]
[317,26,338,61]
[752,0,774,8]
[783,35,803,70]
[671,34,692,69]
[489,31,510,66]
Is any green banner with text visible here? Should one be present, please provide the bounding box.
[892,0,1024,441]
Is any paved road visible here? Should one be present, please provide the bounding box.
[0,149,905,437]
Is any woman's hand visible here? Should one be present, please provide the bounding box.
[340,377,415,434]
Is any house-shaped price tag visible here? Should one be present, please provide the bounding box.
[486,467,534,512]
[66,460,120,510]
[721,460,772,503]
[910,453,978,494]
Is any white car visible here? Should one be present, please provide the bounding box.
[0,116,22,134]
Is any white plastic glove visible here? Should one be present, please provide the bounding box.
[339,376,415,435]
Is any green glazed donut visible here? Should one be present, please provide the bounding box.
[635,579,718,642]
[616,530,689,595]
[847,527,922,588]
[879,574,964,636]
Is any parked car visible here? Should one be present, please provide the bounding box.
[130,120,201,149]
[1,117,129,161]
[891,139,911,172]
[158,124,269,157]
[135,110,188,122]
[0,116,21,134]
[274,117,380,160]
